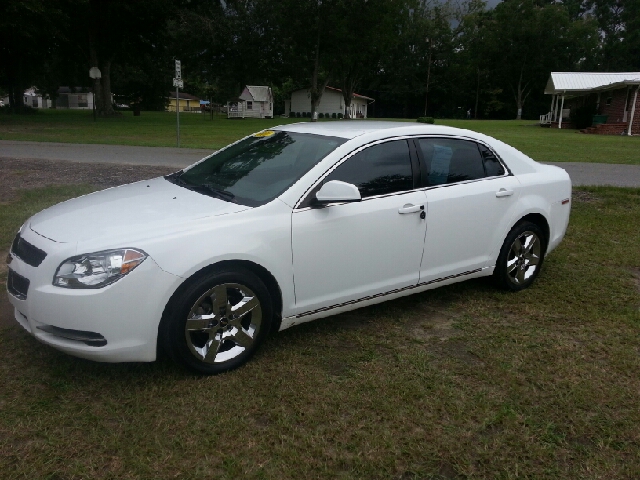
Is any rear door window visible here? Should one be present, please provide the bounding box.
[417,138,489,186]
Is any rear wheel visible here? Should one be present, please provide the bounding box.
[162,269,273,374]
[495,221,546,291]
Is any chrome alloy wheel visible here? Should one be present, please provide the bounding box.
[184,283,262,364]
[506,231,541,286]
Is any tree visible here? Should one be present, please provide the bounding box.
[480,0,598,119]
[85,0,176,116]
[331,0,400,118]
[0,0,72,112]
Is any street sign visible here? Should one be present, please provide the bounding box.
[175,60,181,79]
[173,78,183,88]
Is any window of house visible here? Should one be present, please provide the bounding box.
[324,140,413,198]
[247,101,253,110]
[417,138,488,186]
[606,95,612,106]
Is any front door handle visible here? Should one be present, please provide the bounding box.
[496,188,514,198]
[398,204,425,214]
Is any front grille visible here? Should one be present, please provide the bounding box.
[7,269,30,300]
[11,234,47,267]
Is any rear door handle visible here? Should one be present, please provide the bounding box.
[398,204,424,214]
[496,188,514,198]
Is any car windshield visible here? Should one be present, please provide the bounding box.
[170,130,346,206]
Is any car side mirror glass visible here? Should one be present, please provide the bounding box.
[314,180,361,205]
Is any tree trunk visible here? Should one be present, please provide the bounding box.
[474,68,480,119]
[342,75,356,120]
[100,60,115,116]
[424,39,432,117]
[514,67,530,121]
[11,84,25,112]
[309,31,329,122]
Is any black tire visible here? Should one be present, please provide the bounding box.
[161,268,273,375]
[494,221,546,292]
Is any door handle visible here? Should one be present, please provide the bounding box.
[398,204,424,214]
[496,188,514,198]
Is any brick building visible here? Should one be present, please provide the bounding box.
[540,72,640,135]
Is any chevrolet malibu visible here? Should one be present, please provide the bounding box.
[6,122,571,374]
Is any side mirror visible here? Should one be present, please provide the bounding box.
[314,180,361,205]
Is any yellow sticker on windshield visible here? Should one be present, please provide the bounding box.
[253,130,275,138]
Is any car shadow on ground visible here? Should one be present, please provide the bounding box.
[0,277,497,380]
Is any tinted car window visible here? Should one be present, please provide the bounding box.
[417,138,486,186]
[324,140,413,198]
[479,144,506,177]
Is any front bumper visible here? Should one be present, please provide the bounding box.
[6,225,181,363]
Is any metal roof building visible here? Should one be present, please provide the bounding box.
[542,72,640,135]
[545,72,640,95]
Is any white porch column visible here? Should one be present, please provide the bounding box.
[627,86,639,136]
[623,86,630,122]
[558,94,565,128]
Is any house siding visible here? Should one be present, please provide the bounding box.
[290,88,371,118]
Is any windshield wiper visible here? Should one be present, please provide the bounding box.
[166,174,235,202]
[191,184,236,202]
[165,171,188,185]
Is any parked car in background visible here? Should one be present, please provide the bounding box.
[6,122,571,374]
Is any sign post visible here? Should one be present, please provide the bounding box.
[89,67,101,122]
[174,60,183,147]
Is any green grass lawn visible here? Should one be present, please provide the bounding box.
[1,110,639,164]
[1,184,639,478]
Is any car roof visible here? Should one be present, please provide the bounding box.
[273,120,467,140]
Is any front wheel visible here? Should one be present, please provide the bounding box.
[494,221,546,291]
[161,269,273,374]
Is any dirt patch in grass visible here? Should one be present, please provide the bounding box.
[572,190,600,203]
[631,268,640,293]
[0,157,174,203]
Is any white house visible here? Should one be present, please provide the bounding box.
[285,86,373,118]
[227,85,273,119]
[55,87,96,109]
[23,88,51,108]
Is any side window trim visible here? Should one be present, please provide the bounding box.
[295,137,416,210]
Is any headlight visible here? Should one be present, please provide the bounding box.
[53,249,147,289]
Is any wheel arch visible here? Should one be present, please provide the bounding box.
[158,260,284,354]
[515,212,550,250]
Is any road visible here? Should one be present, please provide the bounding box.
[1,140,640,187]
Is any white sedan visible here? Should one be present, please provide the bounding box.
[6,122,571,374]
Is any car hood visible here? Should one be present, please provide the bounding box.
[28,177,250,244]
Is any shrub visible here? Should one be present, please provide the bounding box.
[417,117,435,124]
[296,112,301,118]
[306,112,311,118]
[332,112,337,119]
[337,113,343,119]
[289,111,296,118]
[318,112,324,119]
